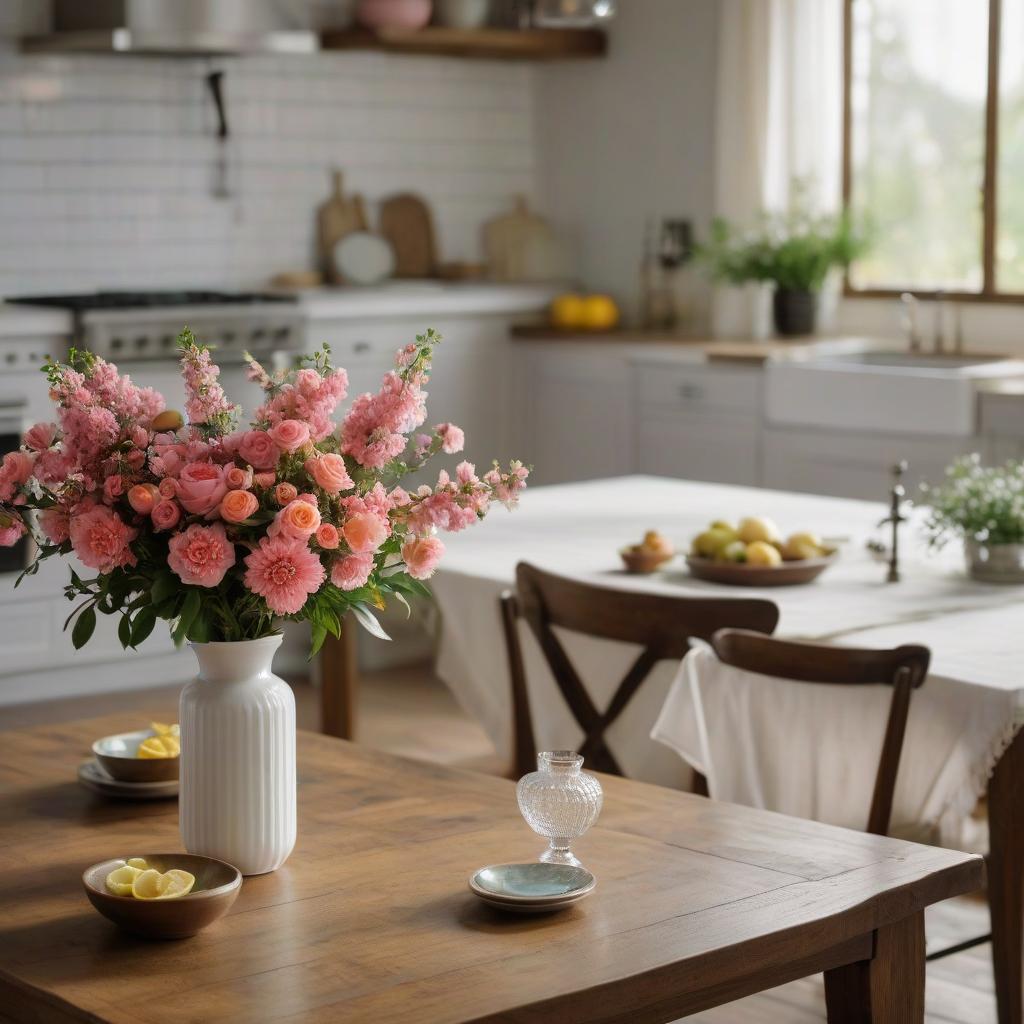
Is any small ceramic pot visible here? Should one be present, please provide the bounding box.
[773,287,818,337]
[357,0,432,29]
[434,0,490,28]
[965,540,1024,584]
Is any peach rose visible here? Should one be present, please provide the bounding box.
[103,475,125,504]
[342,511,389,554]
[238,430,279,470]
[127,483,159,514]
[273,498,321,541]
[275,482,298,505]
[401,536,444,580]
[151,499,181,532]
[224,464,253,490]
[254,471,276,489]
[305,453,353,495]
[269,419,310,453]
[331,552,374,591]
[315,523,340,549]
[158,477,178,498]
[219,489,259,524]
[176,462,227,517]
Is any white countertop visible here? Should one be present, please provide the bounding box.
[0,304,73,338]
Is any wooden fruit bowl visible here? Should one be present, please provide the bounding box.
[685,550,838,587]
[620,548,675,574]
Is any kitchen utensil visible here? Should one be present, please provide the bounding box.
[83,853,241,939]
[434,0,490,28]
[92,729,179,783]
[379,193,438,278]
[469,862,595,913]
[317,170,369,283]
[357,0,432,30]
[205,70,231,200]
[78,760,179,800]
[333,231,396,285]
[483,196,565,282]
[685,551,839,587]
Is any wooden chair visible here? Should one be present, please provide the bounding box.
[499,562,780,779]
[708,628,930,837]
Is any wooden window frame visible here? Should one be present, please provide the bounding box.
[842,0,1024,303]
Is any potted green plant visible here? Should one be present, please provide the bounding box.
[699,202,867,337]
[922,455,1024,583]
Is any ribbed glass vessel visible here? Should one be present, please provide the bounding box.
[516,751,603,867]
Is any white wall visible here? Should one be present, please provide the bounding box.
[534,0,720,323]
[0,47,538,295]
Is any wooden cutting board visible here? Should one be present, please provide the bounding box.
[483,195,563,281]
[317,170,367,283]
[379,193,438,278]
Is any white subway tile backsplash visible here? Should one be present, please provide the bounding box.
[0,52,538,295]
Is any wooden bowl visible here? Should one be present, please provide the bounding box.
[92,729,179,784]
[83,854,241,940]
[620,547,675,574]
[686,551,838,587]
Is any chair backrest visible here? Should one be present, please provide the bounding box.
[710,628,930,836]
[500,562,780,778]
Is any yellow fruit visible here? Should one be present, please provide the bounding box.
[782,532,823,561]
[126,857,149,871]
[106,864,142,896]
[745,540,783,567]
[738,516,781,545]
[137,735,179,759]
[693,526,738,558]
[151,410,184,432]
[159,869,196,899]
[150,722,179,738]
[131,869,169,900]
[710,520,736,532]
[550,293,586,329]
[579,294,620,331]
[640,530,673,555]
[717,540,748,563]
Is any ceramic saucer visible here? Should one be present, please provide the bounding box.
[469,862,595,914]
[78,759,179,800]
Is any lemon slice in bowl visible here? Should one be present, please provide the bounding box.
[159,869,196,899]
[137,735,179,759]
[150,722,180,738]
[105,864,142,896]
[132,869,170,900]
[126,857,149,870]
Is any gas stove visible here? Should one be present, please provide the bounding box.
[6,290,301,363]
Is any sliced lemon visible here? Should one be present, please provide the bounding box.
[150,722,180,738]
[132,868,170,900]
[137,735,179,759]
[158,869,196,899]
[105,864,142,896]
[126,857,149,871]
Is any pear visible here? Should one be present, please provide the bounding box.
[717,540,748,563]
[745,540,783,567]
[693,526,738,558]
[738,516,781,545]
[782,532,823,561]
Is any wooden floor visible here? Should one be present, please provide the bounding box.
[0,665,997,1024]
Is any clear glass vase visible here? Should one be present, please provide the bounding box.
[516,750,603,867]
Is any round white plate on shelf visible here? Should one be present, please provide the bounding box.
[78,760,179,801]
[334,232,395,286]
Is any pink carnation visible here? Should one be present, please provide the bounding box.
[0,451,34,502]
[402,535,445,580]
[38,507,71,545]
[69,505,137,573]
[23,422,57,451]
[435,423,465,454]
[0,516,26,547]
[168,523,236,588]
[331,552,374,591]
[176,462,227,517]
[244,535,326,615]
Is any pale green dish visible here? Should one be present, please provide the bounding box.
[469,863,595,913]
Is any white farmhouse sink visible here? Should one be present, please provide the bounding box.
[764,350,1024,437]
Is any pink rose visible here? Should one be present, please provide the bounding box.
[127,483,159,514]
[275,482,298,505]
[158,477,178,498]
[0,516,25,547]
[168,522,236,588]
[0,451,34,501]
[342,511,390,554]
[103,475,125,505]
[269,419,310,453]
[176,462,227,517]
[402,536,445,580]
[224,464,253,490]
[38,507,70,544]
[238,430,280,470]
[254,471,276,489]
[305,453,353,495]
[69,506,137,573]
[219,489,259,524]
[151,499,182,532]
[331,552,374,591]
[130,425,150,449]
[272,499,321,540]
[23,422,56,451]
[315,523,340,549]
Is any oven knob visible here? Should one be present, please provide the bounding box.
[250,328,266,342]
[135,336,148,351]
[111,338,124,351]
[162,334,174,349]
[274,327,290,342]
[222,331,236,345]
[5,352,16,365]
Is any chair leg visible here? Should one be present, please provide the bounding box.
[989,728,1024,1024]
[824,913,925,1023]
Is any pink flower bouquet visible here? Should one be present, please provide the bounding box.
[0,328,528,654]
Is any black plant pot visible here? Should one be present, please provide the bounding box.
[772,288,818,337]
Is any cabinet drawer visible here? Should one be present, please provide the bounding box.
[634,363,761,416]
[637,412,760,486]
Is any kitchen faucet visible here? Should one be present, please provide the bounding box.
[899,293,921,352]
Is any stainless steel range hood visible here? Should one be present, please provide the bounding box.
[22,0,319,57]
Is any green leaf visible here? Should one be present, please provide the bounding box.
[151,572,178,607]
[186,612,211,643]
[118,614,133,649]
[131,606,157,647]
[351,602,391,641]
[386,572,432,600]
[309,622,328,659]
[178,588,202,635]
[72,606,97,650]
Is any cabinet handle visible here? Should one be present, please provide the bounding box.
[354,341,371,354]
[678,382,705,400]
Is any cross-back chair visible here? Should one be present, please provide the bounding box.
[500,562,780,779]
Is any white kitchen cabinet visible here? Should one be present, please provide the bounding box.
[513,343,634,485]
[633,361,762,486]
[762,426,975,501]
[981,392,1024,462]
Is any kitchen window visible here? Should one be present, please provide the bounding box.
[843,0,1024,300]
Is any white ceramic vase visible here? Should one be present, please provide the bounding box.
[179,635,296,876]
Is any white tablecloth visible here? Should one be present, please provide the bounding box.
[432,476,1024,800]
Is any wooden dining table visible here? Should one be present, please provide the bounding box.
[1,712,982,1023]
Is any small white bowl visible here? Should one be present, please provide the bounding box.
[92,729,179,784]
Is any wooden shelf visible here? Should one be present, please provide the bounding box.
[320,26,607,61]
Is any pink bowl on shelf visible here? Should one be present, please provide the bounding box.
[357,0,432,30]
